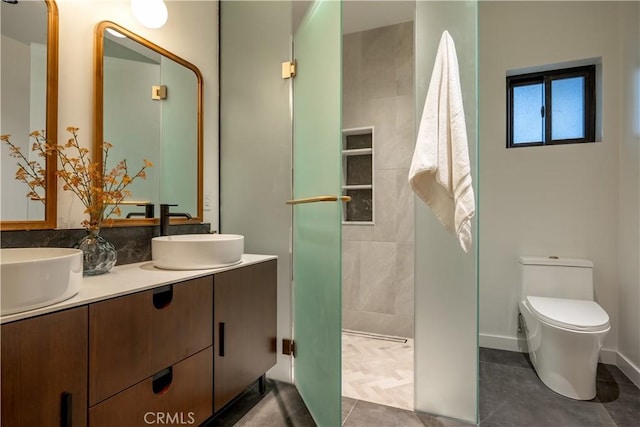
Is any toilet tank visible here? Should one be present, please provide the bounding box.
[520,256,594,301]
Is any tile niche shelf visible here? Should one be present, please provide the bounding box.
[342,127,374,225]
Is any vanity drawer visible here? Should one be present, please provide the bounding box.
[150,276,213,371]
[89,276,213,405]
[89,346,213,427]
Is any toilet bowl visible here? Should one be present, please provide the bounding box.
[519,296,609,400]
[518,256,610,400]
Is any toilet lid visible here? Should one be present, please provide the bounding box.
[526,296,610,332]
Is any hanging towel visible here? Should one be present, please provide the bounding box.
[408,30,475,253]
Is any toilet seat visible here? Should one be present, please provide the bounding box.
[526,296,610,332]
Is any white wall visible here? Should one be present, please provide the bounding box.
[54,0,218,229]
[617,2,640,385]
[479,1,636,369]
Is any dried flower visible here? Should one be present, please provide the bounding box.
[2,128,152,230]
[1,132,48,203]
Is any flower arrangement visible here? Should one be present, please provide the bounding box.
[2,127,152,230]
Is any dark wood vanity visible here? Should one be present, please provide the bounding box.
[0,258,277,427]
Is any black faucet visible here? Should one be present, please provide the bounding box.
[125,203,155,219]
[159,204,192,236]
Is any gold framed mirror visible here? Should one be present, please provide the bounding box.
[1,0,58,230]
[94,21,203,226]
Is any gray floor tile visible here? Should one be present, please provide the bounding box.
[480,362,617,427]
[208,380,315,427]
[416,412,475,426]
[597,363,636,386]
[207,381,271,427]
[479,347,533,370]
[597,381,640,427]
[342,397,357,425]
[207,349,639,427]
[343,400,424,427]
[234,381,316,427]
[479,360,544,422]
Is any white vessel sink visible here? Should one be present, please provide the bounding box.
[152,234,244,270]
[1,248,83,316]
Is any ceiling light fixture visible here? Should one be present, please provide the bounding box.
[131,0,168,29]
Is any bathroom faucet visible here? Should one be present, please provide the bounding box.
[159,204,192,236]
[125,203,155,219]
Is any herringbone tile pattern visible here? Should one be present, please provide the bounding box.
[342,332,414,411]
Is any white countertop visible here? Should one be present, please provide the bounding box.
[1,253,277,325]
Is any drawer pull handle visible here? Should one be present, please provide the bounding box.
[153,285,173,309]
[60,392,72,427]
[219,322,225,357]
[152,367,173,395]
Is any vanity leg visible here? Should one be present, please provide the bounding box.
[258,374,266,395]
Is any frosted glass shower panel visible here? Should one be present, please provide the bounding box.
[414,0,478,423]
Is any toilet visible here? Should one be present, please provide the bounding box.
[518,256,610,400]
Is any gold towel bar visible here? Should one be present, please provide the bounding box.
[286,195,351,205]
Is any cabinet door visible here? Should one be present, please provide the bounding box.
[213,259,277,412]
[1,307,88,427]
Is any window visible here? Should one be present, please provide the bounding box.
[507,65,596,148]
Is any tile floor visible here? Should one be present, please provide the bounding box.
[342,331,414,410]
[479,348,640,427]
[206,347,640,427]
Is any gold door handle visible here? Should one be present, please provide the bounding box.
[286,195,351,205]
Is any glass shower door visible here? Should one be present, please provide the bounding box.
[292,1,342,426]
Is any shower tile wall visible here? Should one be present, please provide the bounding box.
[342,21,415,338]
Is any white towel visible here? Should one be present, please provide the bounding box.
[408,31,475,253]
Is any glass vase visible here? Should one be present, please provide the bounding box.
[74,228,117,276]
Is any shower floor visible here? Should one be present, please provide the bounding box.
[341,330,414,411]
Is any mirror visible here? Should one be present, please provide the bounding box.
[94,21,203,226]
[1,0,58,230]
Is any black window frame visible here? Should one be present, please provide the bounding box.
[506,65,596,148]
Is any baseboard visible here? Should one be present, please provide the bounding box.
[599,348,618,365]
[616,351,640,389]
[479,333,526,352]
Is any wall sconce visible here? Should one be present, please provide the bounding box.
[131,0,168,29]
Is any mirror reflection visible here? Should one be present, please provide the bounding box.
[96,22,202,223]
[1,0,57,228]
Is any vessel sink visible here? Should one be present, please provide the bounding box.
[152,234,244,270]
[0,248,83,316]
